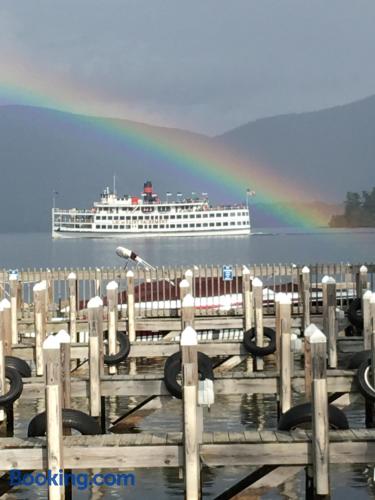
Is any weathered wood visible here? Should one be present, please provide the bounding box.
[126,270,135,343]
[9,273,18,345]
[242,266,252,331]
[326,278,337,368]
[55,330,71,409]
[304,324,316,401]
[371,294,375,390]
[181,327,200,500]
[363,290,373,350]
[67,272,77,342]
[181,293,195,330]
[253,278,264,371]
[106,280,118,375]
[88,296,103,417]
[311,326,329,497]
[43,334,64,499]
[0,299,11,356]
[280,295,292,413]
[356,265,368,298]
[0,324,5,422]
[300,266,311,331]
[33,281,48,376]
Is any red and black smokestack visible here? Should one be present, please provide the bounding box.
[143,181,154,202]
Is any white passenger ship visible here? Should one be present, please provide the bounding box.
[52,181,251,238]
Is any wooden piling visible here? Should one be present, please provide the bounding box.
[106,281,119,375]
[43,334,64,500]
[67,272,77,342]
[370,294,375,390]
[33,281,48,376]
[184,269,193,295]
[356,265,368,298]
[9,272,18,345]
[300,266,311,331]
[55,329,71,409]
[126,271,135,343]
[179,279,190,303]
[304,324,316,401]
[242,266,252,331]
[181,326,200,500]
[326,278,337,368]
[0,299,11,356]
[181,293,195,330]
[88,296,104,418]
[252,278,264,371]
[280,294,292,414]
[275,293,283,373]
[363,290,372,350]
[310,326,330,497]
[0,304,5,422]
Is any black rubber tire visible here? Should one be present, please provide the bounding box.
[164,351,214,399]
[346,350,370,369]
[344,324,357,337]
[243,327,276,357]
[28,408,101,437]
[103,331,130,366]
[0,367,23,406]
[348,298,363,329]
[278,402,349,430]
[356,359,375,402]
[5,356,32,378]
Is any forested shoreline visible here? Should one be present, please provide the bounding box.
[330,188,375,227]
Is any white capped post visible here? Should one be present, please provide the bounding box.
[88,296,104,417]
[33,281,48,376]
[43,334,64,500]
[8,272,19,345]
[67,272,77,342]
[300,266,310,331]
[182,293,195,330]
[363,290,373,350]
[126,271,135,343]
[106,281,119,375]
[280,294,292,413]
[0,299,11,356]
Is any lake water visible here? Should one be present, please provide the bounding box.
[2,227,375,499]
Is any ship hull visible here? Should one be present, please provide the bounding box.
[52,227,251,239]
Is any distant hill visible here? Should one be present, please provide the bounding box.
[0,96,374,231]
[216,95,375,202]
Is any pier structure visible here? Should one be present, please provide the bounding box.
[0,262,374,498]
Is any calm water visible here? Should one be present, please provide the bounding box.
[2,227,375,499]
[1,227,375,269]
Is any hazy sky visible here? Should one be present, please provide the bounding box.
[1,0,375,134]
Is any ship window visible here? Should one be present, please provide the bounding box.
[120,216,124,220]
[138,225,143,229]
[126,216,131,221]
[101,225,106,229]
[231,212,235,216]
[196,223,201,227]
[132,216,137,220]
[153,225,158,229]
[209,223,215,227]
[145,216,150,220]
[183,215,188,219]
[217,222,222,226]
[120,225,125,229]
[102,216,107,220]
[230,222,235,225]
[107,216,112,220]
[126,225,131,229]
[203,214,208,218]
[108,225,113,229]
[223,222,228,226]
[160,225,165,229]
[114,216,118,220]
[170,215,175,219]
[196,213,201,218]
[223,213,228,217]
[170,224,175,228]
[177,224,181,228]
[139,216,143,220]
[183,223,188,228]
[189,224,194,228]
[190,214,195,219]
[209,213,215,218]
[95,225,100,229]
[203,223,208,227]
[216,213,222,217]
[177,215,182,219]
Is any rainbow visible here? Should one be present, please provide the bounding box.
[0,52,329,227]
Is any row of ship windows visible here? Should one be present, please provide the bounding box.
[94,221,249,230]
[95,212,247,221]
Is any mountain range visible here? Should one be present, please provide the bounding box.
[1,94,375,231]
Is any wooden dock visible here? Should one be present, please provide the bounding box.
[0,261,374,498]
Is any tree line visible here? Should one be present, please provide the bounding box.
[330,188,375,227]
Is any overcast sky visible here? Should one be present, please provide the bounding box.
[1,0,375,134]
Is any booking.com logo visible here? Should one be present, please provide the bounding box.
[10,470,136,491]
